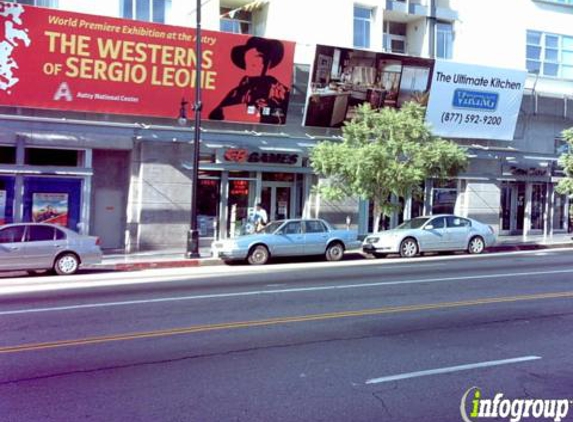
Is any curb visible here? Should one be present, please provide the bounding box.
[90,243,573,272]
[488,242,572,253]
[92,257,222,272]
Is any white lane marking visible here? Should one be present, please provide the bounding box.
[2,268,573,316]
[365,356,541,385]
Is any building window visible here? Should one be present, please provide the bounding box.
[0,147,16,164]
[121,0,172,23]
[220,7,253,34]
[553,193,567,230]
[8,0,58,7]
[527,30,573,79]
[431,180,457,214]
[24,148,79,167]
[530,183,547,230]
[353,5,372,49]
[436,22,453,59]
[383,21,407,54]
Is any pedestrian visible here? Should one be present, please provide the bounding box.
[253,203,268,232]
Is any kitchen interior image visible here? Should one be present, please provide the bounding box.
[304,45,435,128]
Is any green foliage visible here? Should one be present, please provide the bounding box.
[310,103,468,226]
[556,128,573,197]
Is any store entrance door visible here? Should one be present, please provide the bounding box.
[261,182,293,222]
[500,182,526,235]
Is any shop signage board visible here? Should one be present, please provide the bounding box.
[303,44,435,128]
[0,2,295,124]
[218,148,302,167]
[425,60,527,141]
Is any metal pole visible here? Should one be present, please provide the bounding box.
[186,0,202,258]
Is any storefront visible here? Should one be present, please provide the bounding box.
[359,154,569,238]
[0,116,133,249]
[498,160,568,235]
[196,140,316,241]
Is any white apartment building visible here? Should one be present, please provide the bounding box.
[1,0,572,251]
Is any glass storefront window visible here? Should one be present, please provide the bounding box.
[197,178,220,238]
[228,179,256,237]
[0,176,15,224]
[432,188,457,214]
[263,173,295,182]
[530,183,547,230]
[25,148,79,166]
[0,146,16,164]
[431,180,457,215]
[228,171,255,179]
[553,192,566,230]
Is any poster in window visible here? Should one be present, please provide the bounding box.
[32,193,69,226]
[0,190,5,225]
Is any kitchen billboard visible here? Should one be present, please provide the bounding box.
[425,60,527,141]
[303,44,527,141]
[303,44,435,128]
[0,1,295,124]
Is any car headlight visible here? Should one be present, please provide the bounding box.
[365,237,380,244]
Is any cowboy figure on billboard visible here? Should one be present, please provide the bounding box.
[209,36,290,124]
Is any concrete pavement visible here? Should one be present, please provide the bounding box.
[2,249,573,421]
[93,233,573,272]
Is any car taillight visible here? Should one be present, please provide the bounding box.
[488,225,494,234]
[95,237,101,245]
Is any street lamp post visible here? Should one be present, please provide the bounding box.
[186,0,202,258]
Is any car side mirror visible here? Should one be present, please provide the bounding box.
[425,224,434,230]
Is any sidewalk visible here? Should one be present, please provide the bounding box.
[91,234,573,272]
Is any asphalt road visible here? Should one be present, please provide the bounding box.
[1,249,573,422]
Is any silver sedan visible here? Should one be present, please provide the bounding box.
[212,219,361,265]
[0,223,103,275]
[362,215,496,258]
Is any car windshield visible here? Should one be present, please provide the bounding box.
[262,221,284,234]
[395,217,430,230]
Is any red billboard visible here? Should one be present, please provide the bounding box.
[0,2,295,124]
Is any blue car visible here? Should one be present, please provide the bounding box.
[212,219,361,265]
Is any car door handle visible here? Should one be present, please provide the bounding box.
[9,246,20,251]
[55,245,64,248]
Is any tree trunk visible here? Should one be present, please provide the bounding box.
[373,200,382,233]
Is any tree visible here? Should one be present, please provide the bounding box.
[310,102,468,232]
[556,128,573,197]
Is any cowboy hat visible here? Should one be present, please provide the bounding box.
[231,36,285,70]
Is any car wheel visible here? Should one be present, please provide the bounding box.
[247,245,270,265]
[468,236,485,255]
[325,242,344,262]
[53,253,80,275]
[400,238,419,258]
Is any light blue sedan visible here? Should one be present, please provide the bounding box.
[362,215,496,258]
[212,219,361,265]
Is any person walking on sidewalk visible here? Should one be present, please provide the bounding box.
[253,203,268,233]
